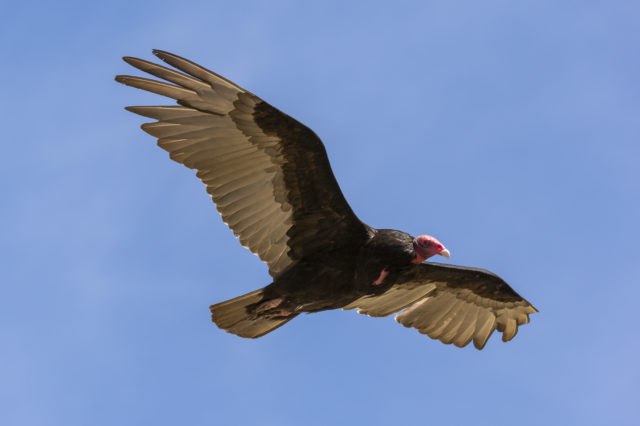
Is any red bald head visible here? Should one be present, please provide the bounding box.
[412,235,450,263]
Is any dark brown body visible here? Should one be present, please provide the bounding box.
[257,229,417,315]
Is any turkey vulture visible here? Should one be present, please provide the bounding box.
[116,50,537,350]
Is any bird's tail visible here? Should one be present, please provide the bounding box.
[210,288,296,338]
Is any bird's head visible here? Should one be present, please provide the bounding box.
[413,235,450,263]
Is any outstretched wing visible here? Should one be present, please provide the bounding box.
[343,263,537,349]
[116,50,368,277]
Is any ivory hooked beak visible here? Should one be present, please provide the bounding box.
[438,248,451,258]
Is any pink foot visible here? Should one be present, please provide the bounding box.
[264,309,292,318]
[373,268,389,285]
[255,298,283,313]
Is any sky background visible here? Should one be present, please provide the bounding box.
[2,1,639,425]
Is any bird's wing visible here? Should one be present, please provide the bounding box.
[116,51,369,277]
[343,262,537,349]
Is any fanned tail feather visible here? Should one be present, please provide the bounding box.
[210,288,296,338]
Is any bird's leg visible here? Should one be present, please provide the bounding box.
[254,298,294,318]
[254,298,283,313]
[373,268,389,286]
[262,309,293,318]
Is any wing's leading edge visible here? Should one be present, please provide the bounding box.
[344,262,537,349]
[116,51,368,277]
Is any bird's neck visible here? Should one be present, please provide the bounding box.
[412,253,431,263]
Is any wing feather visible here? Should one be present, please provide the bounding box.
[116,76,199,102]
[452,304,479,348]
[344,262,537,349]
[117,51,368,277]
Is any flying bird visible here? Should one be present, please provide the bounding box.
[116,50,537,350]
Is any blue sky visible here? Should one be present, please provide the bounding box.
[2,1,639,425]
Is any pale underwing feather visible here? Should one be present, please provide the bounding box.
[345,263,537,349]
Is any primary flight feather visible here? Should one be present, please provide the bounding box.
[116,50,537,349]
